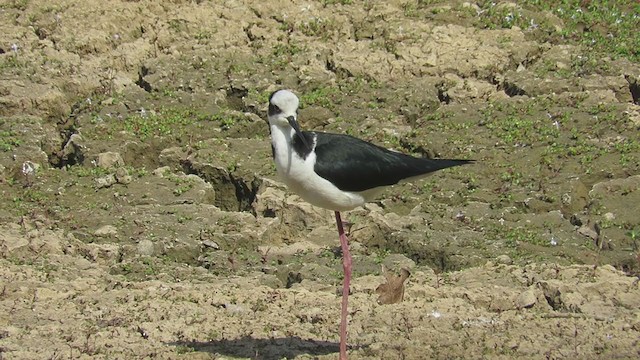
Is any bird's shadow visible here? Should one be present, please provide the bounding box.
[169,335,365,359]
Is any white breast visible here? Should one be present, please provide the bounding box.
[270,126,367,211]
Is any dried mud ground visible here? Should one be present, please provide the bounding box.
[1,0,640,359]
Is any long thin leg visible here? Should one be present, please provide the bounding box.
[335,211,351,360]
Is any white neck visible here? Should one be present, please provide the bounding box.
[270,124,296,171]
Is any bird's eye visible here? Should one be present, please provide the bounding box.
[268,103,281,116]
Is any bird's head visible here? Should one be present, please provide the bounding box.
[268,89,310,148]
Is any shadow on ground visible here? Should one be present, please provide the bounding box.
[169,336,363,359]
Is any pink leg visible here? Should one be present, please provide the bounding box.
[335,211,351,360]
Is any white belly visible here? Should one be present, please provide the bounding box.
[274,146,367,211]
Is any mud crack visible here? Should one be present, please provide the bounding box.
[46,101,85,168]
[181,158,262,213]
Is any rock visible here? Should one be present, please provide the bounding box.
[489,294,515,312]
[95,174,117,188]
[159,146,186,167]
[153,166,171,178]
[62,133,85,164]
[539,281,562,310]
[516,288,537,309]
[257,274,283,289]
[0,226,29,254]
[97,151,124,169]
[603,212,616,221]
[115,167,132,184]
[560,291,585,312]
[202,240,219,250]
[577,225,598,241]
[94,225,118,237]
[496,254,513,265]
[137,239,155,256]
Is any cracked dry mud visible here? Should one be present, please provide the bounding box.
[1,1,639,359]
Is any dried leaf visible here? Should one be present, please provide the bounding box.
[375,266,410,305]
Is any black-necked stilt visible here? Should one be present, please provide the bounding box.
[267,89,473,359]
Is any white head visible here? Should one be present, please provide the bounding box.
[268,89,299,127]
[268,89,309,148]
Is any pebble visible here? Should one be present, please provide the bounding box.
[202,240,220,250]
[97,151,124,169]
[137,239,155,256]
[516,288,537,309]
[95,174,117,188]
[577,225,598,240]
[496,254,513,265]
[115,167,132,184]
[94,225,118,237]
[153,166,171,177]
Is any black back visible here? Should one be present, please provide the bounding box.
[312,132,472,192]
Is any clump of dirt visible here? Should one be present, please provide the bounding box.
[1,0,639,359]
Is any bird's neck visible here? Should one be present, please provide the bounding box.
[270,124,295,151]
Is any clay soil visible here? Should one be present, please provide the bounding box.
[1,1,639,359]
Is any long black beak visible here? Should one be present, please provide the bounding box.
[287,115,310,149]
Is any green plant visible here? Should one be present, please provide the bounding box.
[0,130,22,151]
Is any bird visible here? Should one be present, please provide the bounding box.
[266,89,473,360]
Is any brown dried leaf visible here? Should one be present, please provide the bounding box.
[375,266,411,305]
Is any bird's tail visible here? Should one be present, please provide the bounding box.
[416,158,474,174]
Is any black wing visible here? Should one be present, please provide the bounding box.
[312,132,472,192]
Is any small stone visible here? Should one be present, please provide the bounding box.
[496,254,513,265]
[603,212,615,221]
[115,167,132,184]
[516,288,537,309]
[95,174,117,188]
[137,239,155,256]
[94,225,117,237]
[202,240,219,250]
[62,133,85,159]
[152,166,171,177]
[560,291,585,312]
[577,225,598,240]
[97,152,124,169]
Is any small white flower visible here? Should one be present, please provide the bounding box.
[10,43,18,52]
[550,237,558,246]
[430,310,442,318]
